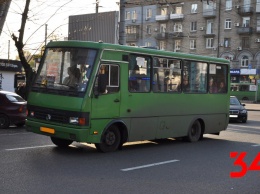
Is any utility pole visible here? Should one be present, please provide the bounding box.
[119,0,126,45]
[45,24,48,46]
[7,40,10,63]
[96,0,99,14]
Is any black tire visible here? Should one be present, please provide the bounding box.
[15,122,25,128]
[50,137,73,148]
[0,114,10,129]
[242,118,247,123]
[186,120,202,142]
[95,125,121,153]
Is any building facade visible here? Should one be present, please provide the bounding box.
[125,0,260,85]
[68,11,119,44]
[0,59,23,92]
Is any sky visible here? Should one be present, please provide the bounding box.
[0,0,119,60]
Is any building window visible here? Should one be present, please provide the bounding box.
[206,20,213,34]
[160,24,166,33]
[125,11,131,20]
[175,7,182,14]
[145,42,151,47]
[224,38,231,47]
[132,10,137,20]
[125,26,137,34]
[225,19,231,29]
[174,23,182,32]
[147,25,152,34]
[242,37,250,48]
[206,38,214,48]
[191,4,198,13]
[226,0,232,10]
[159,41,166,50]
[146,8,152,18]
[257,16,260,32]
[190,39,196,49]
[191,21,197,31]
[241,56,249,67]
[242,17,250,27]
[175,40,181,51]
[161,7,167,15]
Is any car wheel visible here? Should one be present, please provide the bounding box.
[186,120,202,142]
[15,122,25,127]
[242,118,247,123]
[50,137,73,148]
[95,125,121,153]
[0,114,10,129]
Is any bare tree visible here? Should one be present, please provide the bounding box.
[10,0,72,100]
[11,0,33,100]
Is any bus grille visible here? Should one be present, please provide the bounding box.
[34,111,68,123]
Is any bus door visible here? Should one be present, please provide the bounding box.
[91,64,121,119]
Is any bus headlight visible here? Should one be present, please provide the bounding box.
[69,117,87,126]
[69,117,79,124]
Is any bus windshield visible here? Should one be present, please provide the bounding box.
[32,47,97,95]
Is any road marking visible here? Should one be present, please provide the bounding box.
[0,132,29,136]
[5,145,55,151]
[121,159,179,172]
[252,144,260,147]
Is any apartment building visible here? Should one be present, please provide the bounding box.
[125,0,260,84]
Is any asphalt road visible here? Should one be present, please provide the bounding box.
[0,111,260,194]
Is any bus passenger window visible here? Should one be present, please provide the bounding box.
[129,55,151,93]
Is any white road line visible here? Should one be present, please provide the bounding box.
[252,144,260,147]
[0,132,30,136]
[5,145,55,151]
[121,159,179,172]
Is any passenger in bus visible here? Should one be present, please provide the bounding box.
[63,66,80,87]
[129,64,140,92]
[182,76,190,92]
[209,77,217,93]
[218,81,226,93]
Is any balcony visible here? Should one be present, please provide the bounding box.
[156,32,169,40]
[202,9,216,18]
[168,32,184,39]
[170,13,184,20]
[126,33,139,42]
[203,33,216,38]
[237,27,253,35]
[238,6,253,15]
[155,14,169,21]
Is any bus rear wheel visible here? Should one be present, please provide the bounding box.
[50,137,73,148]
[95,125,121,153]
[186,120,202,142]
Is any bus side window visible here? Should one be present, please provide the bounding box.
[95,64,119,95]
[129,55,151,93]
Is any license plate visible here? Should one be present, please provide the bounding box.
[229,115,238,118]
[40,127,55,134]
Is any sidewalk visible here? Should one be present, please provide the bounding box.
[243,102,260,111]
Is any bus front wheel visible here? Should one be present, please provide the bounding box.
[186,120,202,142]
[51,137,73,148]
[95,125,121,153]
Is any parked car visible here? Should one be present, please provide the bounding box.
[229,96,247,123]
[0,90,27,129]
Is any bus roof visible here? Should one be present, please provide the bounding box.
[46,40,230,65]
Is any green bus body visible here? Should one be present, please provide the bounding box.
[26,41,230,152]
[230,83,260,102]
